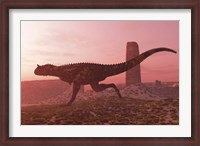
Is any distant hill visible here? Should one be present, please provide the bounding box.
[21,80,179,105]
[37,83,179,105]
[21,80,70,105]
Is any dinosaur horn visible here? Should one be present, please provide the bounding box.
[37,64,40,67]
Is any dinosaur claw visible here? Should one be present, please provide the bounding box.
[59,104,67,107]
[67,102,72,106]
[117,92,122,99]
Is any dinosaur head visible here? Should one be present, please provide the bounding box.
[34,64,55,76]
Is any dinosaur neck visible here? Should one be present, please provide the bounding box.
[47,66,61,77]
[105,47,176,77]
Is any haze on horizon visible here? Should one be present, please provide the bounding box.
[21,21,179,83]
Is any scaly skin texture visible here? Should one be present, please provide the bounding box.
[34,47,176,105]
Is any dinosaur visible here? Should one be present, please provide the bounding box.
[34,47,176,106]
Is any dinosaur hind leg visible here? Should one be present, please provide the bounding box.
[67,83,80,106]
[90,82,122,98]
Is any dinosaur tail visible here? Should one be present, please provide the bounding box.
[106,47,176,76]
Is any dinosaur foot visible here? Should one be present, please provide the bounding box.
[59,104,67,107]
[117,92,122,99]
[66,102,72,106]
[59,102,72,107]
[115,88,122,99]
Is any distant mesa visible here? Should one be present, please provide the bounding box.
[126,42,141,86]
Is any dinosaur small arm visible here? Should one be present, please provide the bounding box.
[34,47,176,106]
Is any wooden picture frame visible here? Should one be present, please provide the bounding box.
[0,0,199,145]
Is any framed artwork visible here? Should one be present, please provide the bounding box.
[1,0,199,145]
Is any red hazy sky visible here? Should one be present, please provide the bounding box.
[21,21,179,83]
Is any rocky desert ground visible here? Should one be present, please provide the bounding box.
[21,81,179,125]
